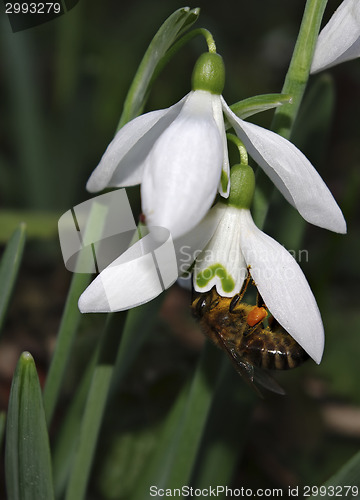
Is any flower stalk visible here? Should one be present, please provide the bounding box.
[253,0,329,228]
[272,0,329,139]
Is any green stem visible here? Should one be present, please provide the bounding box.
[118,27,216,130]
[226,133,248,165]
[271,0,328,139]
[200,28,216,53]
[253,0,328,229]
[155,28,217,78]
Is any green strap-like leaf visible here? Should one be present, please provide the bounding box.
[229,93,292,120]
[118,7,200,127]
[132,341,223,499]
[0,411,6,451]
[5,352,55,500]
[309,450,360,499]
[190,362,256,488]
[64,312,127,500]
[52,293,164,498]
[0,223,26,334]
[43,199,108,426]
[52,349,98,498]
[0,210,58,243]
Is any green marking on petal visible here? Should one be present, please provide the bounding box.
[221,169,229,193]
[196,263,235,293]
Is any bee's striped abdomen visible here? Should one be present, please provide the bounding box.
[239,328,309,370]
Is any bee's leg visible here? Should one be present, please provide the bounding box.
[242,322,263,337]
[256,291,267,309]
[229,272,251,312]
[229,294,241,312]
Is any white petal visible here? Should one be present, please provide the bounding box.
[79,228,178,312]
[141,90,223,239]
[311,0,360,73]
[222,98,347,234]
[174,203,224,276]
[211,94,230,197]
[238,210,324,364]
[194,205,247,296]
[78,255,164,312]
[86,96,187,192]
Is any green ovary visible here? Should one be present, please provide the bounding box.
[196,264,235,293]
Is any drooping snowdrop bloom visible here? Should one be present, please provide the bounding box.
[311,0,360,73]
[191,163,324,364]
[86,52,346,239]
[87,52,228,240]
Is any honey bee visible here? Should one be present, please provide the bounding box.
[191,273,309,395]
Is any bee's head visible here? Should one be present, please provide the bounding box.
[191,288,219,319]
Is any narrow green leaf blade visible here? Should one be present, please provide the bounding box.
[110,294,165,387]
[64,313,127,500]
[5,352,54,500]
[229,93,292,120]
[0,210,58,243]
[0,411,6,451]
[0,223,26,333]
[119,7,200,126]
[65,365,113,500]
[191,362,256,488]
[53,295,164,498]
[52,350,98,498]
[43,199,108,425]
[309,450,360,499]
[132,341,221,498]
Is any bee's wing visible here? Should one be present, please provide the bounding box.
[216,332,285,396]
[252,366,286,396]
[230,355,265,398]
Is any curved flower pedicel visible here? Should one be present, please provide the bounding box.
[86,52,346,240]
[192,164,324,364]
[311,0,360,73]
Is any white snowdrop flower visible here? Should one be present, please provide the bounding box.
[311,0,360,73]
[191,164,324,364]
[86,53,346,240]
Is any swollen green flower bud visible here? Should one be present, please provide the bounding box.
[227,164,255,210]
[191,53,225,95]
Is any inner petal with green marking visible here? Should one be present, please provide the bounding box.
[196,263,235,293]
